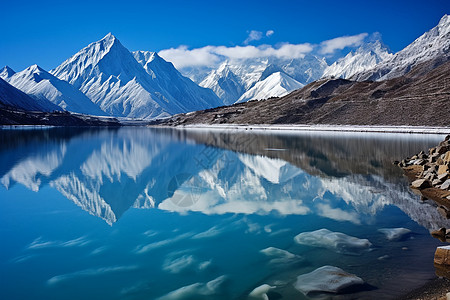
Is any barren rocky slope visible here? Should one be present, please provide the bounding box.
[159,59,450,127]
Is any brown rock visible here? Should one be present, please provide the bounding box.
[431,228,447,238]
[439,165,449,175]
[434,264,450,280]
[436,146,449,155]
[443,151,450,163]
[412,179,431,189]
[434,245,450,266]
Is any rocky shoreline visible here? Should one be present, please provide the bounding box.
[396,135,450,225]
[396,135,450,299]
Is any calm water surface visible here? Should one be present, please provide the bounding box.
[0,127,449,300]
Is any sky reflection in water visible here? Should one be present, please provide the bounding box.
[0,127,449,300]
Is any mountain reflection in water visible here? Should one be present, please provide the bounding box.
[1,127,449,300]
[1,127,447,229]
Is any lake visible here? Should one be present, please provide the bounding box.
[0,127,449,300]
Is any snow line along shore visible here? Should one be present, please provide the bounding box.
[161,124,450,135]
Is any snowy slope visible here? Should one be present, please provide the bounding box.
[199,62,245,105]
[236,72,304,103]
[195,55,327,104]
[353,15,450,81]
[1,65,106,115]
[51,34,222,119]
[0,77,59,111]
[133,51,222,109]
[322,40,392,79]
[0,66,15,79]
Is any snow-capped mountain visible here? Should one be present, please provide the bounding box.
[51,33,222,119]
[353,14,450,81]
[0,65,106,115]
[0,76,59,112]
[322,40,393,79]
[200,62,246,105]
[236,72,304,103]
[196,55,327,104]
[132,51,222,109]
[0,66,15,79]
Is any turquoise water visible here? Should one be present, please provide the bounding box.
[0,127,449,299]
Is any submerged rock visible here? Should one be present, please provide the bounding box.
[293,265,364,295]
[248,284,275,300]
[294,228,372,255]
[378,228,412,241]
[157,275,227,300]
[260,247,304,265]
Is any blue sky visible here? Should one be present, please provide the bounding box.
[1,0,449,71]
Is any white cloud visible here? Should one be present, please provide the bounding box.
[158,32,369,69]
[158,45,221,69]
[244,30,263,44]
[158,43,313,69]
[319,33,368,54]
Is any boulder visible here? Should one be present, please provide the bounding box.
[438,173,449,181]
[294,229,372,255]
[434,245,450,266]
[443,151,450,164]
[293,266,364,295]
[441,179,450,190]
[438,165,449,175]
[431,228,448,242]
[436,146,449,155]
[411,179,431,189]
[433,178,443,186]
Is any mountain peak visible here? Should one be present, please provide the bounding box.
[322,38,392,79]
[0,66,16,78]
[236,71,303,103]
[50,33,135,87]
[352,14,450,81]
[100,32,117,46]
[437,14,450,35]
[27,64,45,73]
